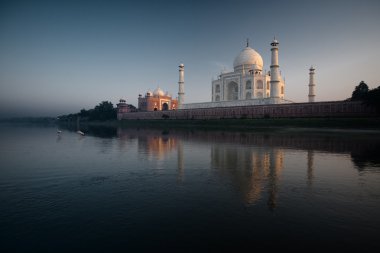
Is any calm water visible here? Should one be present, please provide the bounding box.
[0,125,380,252]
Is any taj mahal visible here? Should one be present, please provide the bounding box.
[117,38,317,114]
[116,38,375,120]
[212,39,285,102]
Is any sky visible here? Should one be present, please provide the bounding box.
[0,0,379,117]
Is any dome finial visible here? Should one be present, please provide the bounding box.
[271,36,279,46]
[246,38,249,47]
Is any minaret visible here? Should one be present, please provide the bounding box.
[308,66,316,102]
[178,63,185,109]
[243,38,248,76]
[270,38,281,100]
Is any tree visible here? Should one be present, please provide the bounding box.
[80,108,89,117]
[351,81,369,101]
[363,86,380,111]
[89,101,116,121]
[57,101,118,122]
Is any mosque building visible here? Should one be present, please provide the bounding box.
[131,63,183,112]
[137,88,178,111]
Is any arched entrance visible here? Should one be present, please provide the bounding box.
[256,80,263,89]
[246,80,252,89]
[227,81,239,100]
[162,103,169,111]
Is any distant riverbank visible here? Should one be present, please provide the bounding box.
[116,117,380,131]
[3,117,380,132]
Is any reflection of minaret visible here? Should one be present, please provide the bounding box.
[177,141,184,183]
[267,149,283,210]
[246,150,270,204]
[307,150,314,186]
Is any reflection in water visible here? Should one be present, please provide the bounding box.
[138,132,178,160]
[177,141,184,182]
[1,125,380,251]
[267,149,283,209]
[59,124,118,138]
[211,144,284,208]
[115,127,380,210]
[115,127,380,171]
[307,150,314,186]
[61,123,380,173]
[351,142,380,170]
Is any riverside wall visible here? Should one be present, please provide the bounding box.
[118,101,377,120]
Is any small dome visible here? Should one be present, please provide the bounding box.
[146,90,153,96]
[233,46,263,70]
[153,87,165,97]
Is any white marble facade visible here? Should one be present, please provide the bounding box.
[211,41,285,103]
[181,97,289,110]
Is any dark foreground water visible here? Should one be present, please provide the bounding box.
[0,125,380,252]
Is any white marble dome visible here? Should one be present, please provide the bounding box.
[233,46,263,70]
[153,87,165,97]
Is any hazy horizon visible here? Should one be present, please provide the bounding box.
[1,0,379,117]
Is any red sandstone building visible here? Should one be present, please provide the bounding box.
[138,87,178,111]
[116,99,137,120]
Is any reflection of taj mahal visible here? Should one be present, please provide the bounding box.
[114,128,380,209]
[211,145,284,208]
[117,128,286,208]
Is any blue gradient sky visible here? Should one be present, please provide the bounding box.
[1,0,379,116]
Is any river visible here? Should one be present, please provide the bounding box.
[0,125,379,252]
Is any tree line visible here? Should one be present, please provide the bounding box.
[56,82,379,123]
[57,101,135,122]
[349,81,380,111]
